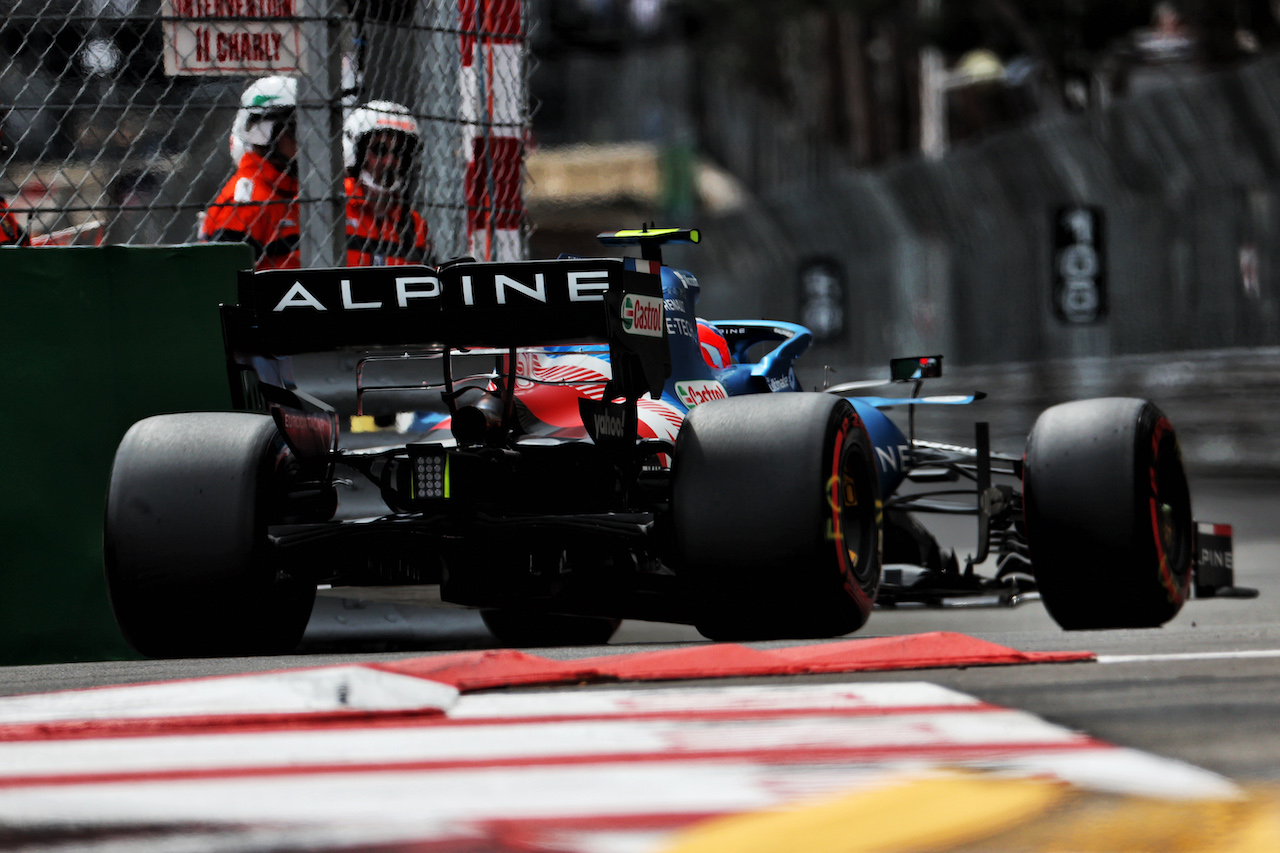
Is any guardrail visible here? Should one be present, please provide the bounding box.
[816,348,1280,477]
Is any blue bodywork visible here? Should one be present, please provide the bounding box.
[657,264,971,498]
[540,254,976,498]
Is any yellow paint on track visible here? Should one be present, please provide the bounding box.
[662,773,1065,853]
[662,776,1280,853]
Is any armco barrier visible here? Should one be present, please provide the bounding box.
[798,347,1280,478]
[0,244,251,665]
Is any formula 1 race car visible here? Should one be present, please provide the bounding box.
[103,228,1226,657]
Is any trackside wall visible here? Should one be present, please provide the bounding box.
[0,243,250,664]
[675,52,1280,374]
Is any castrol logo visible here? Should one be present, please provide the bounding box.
[675,380,728,408]
[621,294,664,337]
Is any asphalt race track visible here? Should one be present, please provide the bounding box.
[1,475,1279,851]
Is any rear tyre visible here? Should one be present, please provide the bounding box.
[1024,397,1193,630]
[480,610,621,648]
[673,394,882,641]
[104,412,318,657]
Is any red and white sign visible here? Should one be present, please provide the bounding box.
[162,0,304,76]
[460,0,525,261]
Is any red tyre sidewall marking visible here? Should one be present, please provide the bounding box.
[829,411,874,609]
[1149,416,1188,605]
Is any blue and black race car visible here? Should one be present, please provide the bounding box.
[104,228,1228,657]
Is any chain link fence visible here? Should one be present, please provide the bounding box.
[1,0,528,262]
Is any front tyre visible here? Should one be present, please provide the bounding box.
[104,412,318,657]
[1024,397,1193,630]
[673,394,882,641]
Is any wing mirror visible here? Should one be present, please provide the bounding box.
[890,355,942,382]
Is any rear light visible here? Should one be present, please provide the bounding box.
[402,444,494,506]
[411,446,449,500]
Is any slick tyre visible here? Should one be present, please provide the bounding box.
[480,610,621,648]
[673,393,882,641]
[104,413,317,657]
[1024,397,1193,630]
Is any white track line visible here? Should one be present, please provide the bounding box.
[1098,649,1280,664]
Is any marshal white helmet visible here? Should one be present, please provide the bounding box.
[239,75,298,149]
[342,100,421,195]
[227,107,249,163]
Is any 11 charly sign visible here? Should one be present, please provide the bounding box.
[162,0,303,76]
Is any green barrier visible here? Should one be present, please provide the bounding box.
[0,243,253,664]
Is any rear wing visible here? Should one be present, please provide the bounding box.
[222,257,670,412]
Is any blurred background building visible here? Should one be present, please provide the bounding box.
[524,0,1280,370]
[526,0,1280,228]
[6,0,1280,369]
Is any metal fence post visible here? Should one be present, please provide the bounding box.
[419,0,465,260]
[297,0,346,268]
